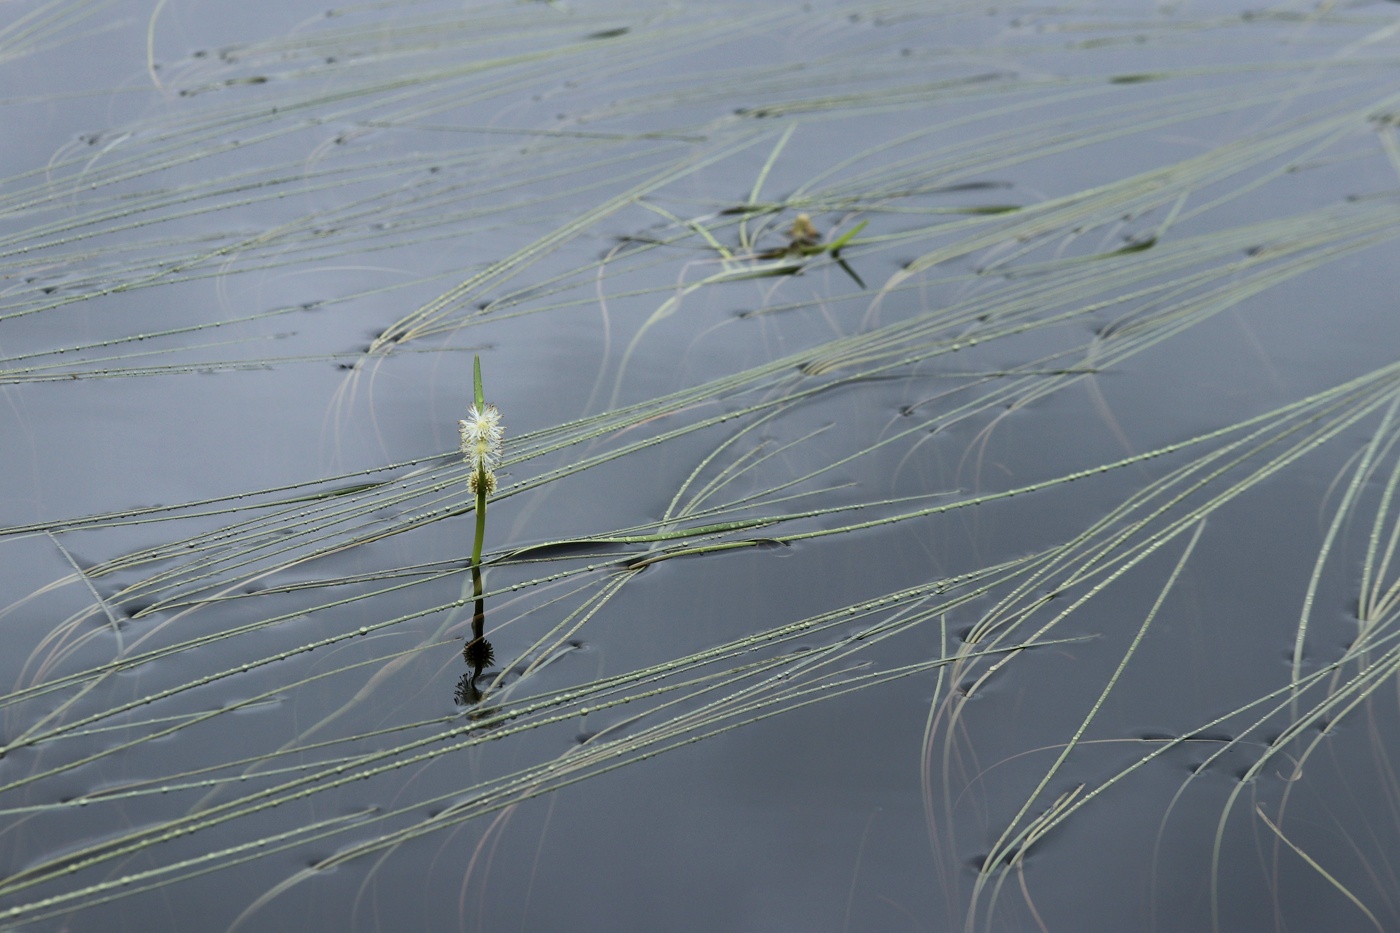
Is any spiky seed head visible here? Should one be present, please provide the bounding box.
[468,468,496,496]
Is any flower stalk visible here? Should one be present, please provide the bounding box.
[460,354,503,580]
[458,355,501,687]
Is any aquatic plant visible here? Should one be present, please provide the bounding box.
[459,355,503,582]
[458,355,499,698]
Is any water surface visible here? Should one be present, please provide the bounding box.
[3,2,1400,931]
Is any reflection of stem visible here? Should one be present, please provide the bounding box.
[463,563,492,671]
[465,565,487,662]
[457,562,495,706]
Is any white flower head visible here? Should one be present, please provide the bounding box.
[459,403,504,479]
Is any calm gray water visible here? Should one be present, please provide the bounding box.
[3,1,1400,931]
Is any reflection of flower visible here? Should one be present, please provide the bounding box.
[463,635,495,669]
[459,403,503,492]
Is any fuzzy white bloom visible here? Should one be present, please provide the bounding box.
[461,403,502,497]
[459,404,504,475]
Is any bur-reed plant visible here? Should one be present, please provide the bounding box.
[458,355,501,692]
[460,354,503,581]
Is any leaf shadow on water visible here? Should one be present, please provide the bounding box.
[4,1,1400,931]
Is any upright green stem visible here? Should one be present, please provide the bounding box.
[470,355,488,594]
[472,482,487,589]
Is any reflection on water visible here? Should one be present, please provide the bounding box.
[455,565,495,706]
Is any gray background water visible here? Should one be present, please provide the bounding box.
[3,2,1400,931]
